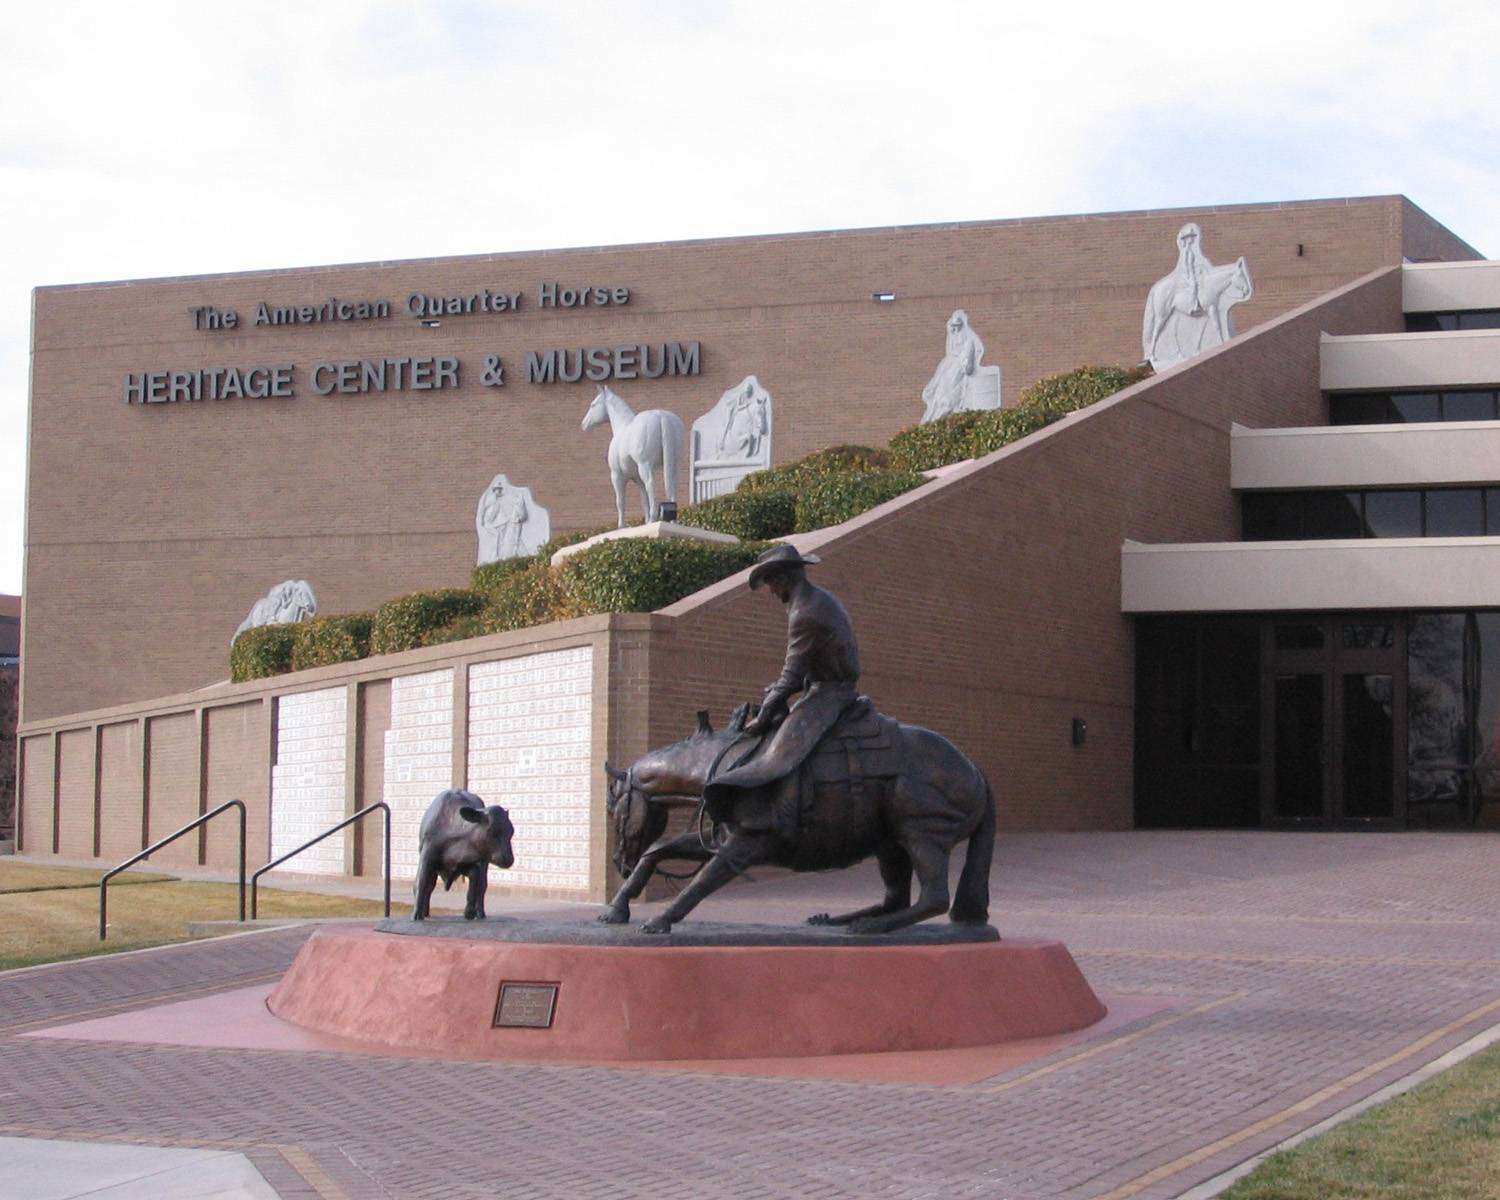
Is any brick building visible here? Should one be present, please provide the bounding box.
[17,196,1499,896]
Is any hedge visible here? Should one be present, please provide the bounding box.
[470,557,531,593]
[370,588,487,656]
[558,538,771,615]
[740,444,890,494]
[678,488,797,539]
[480,559,577,634]
[290,614,373,671]
[887,364,1150,471]
[793,470,925,532]
[230,624,298,682]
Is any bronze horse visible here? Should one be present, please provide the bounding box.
[601,703,995,934]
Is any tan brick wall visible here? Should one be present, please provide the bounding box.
[97,721,141,860]
[24,197,1470,722]
[355,679,390,877]
[635,269,1407,831]
[203,701,265,869]
[19,735,54,854]
[55,728,94,858]
[145,712,198,868]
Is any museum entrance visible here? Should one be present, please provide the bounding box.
[1263,616,1405,827]
[1130,611,1482,830]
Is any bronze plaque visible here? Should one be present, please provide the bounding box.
[493,981,559,1029]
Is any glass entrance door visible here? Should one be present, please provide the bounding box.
[1262,617,1406,826]
[1272,673,1326,820]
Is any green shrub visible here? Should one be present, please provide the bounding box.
[370,588,486,655]
[290,614,373,671]
[230,624,297,682]
[470,557,531,593]
[532,524,616,566]
[740,445,890,493]
[480,560,577,634]
[793,470,925,532]
[679,488,798,539]
[1020,363,1150,415]
[887,363,1151,471]
[559,538,771,614]
[886,411,996,472]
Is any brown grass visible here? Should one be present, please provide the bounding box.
[0,860,172,893]
[1223,1041,1500,1199]
[0,860,408,971]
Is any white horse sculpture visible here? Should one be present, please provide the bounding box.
[582,385,685,527]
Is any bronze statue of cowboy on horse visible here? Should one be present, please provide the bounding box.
[601,544,996,936]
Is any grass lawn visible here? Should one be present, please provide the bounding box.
[0,860,409,971]
[1223,1040,1500,1199]
[0,860,173,893]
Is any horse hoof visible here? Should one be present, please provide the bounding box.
[806,913,833,926]
[847,918,884,935]
[640,920,672,935]
[597,910,628,925]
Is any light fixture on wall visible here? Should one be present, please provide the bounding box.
[418,318,441,328]
[872,291,896,303]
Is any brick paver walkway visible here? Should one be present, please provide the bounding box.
[5,831,1500,1199]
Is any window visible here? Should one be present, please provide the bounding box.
[1328,389,1498,425]
[1363,491,1422,538]
[1406,310,1500,332]
[1243,489,1498,541]
[1424,489,1484,537]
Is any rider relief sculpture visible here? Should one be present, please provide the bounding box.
[601,544,996,936]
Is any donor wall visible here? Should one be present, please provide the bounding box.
[265,647,595,895]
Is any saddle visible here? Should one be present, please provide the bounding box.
[805,696,903,789]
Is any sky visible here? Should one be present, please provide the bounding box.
[2,0,1498,596]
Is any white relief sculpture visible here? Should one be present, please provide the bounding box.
[920,310,1002,424]
[233,579,317,644]
[581,385,685,527]
[475,473,551,565]
[1142,223,1254,371]
[690,375,774,501]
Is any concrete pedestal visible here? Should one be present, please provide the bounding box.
[267,920,1105,1062]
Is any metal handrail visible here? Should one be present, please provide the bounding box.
[99,799,245,940]
[251,802,390,920]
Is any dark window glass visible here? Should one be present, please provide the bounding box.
[1405,312,1458,332]
[1274,674,1324,820]
[1329,393,1394,425]
[1408,614,1469,771]
[1275,623,1325,651]
[1474,614,1500,815]
[1489,490,1500,534]
[1342,673,1394,819]
[1342,623,1394,650]
[1304,491,1364,539]
[1200,621,1260,764]
[1363,490,1422,537]
[1242,492,1302,541]
[1391,393,1441,423]
[1405,311,1500,332]
[1425,489,1485,537]
[1442,391,1497,422]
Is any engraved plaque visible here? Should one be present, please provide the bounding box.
[493,981,559,1029]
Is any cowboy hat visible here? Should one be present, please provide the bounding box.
[748,543,821,589]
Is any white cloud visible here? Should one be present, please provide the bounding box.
[1,0,1497,592]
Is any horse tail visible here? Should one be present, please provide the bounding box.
[950,772,995,925]
[660,412,683,511]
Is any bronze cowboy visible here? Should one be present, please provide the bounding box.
[703,544,861,845]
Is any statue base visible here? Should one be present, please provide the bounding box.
[267,919,1105,1062]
